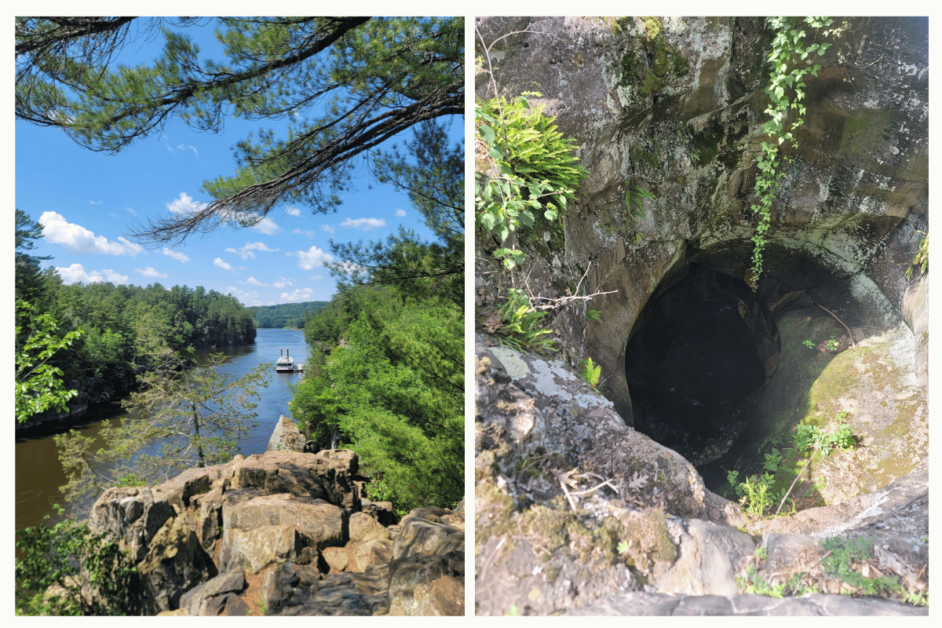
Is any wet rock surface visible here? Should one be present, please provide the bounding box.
[86,442,464,616]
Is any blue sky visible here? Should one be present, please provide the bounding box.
[15,18,462,306]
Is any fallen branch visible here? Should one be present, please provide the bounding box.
[814,302,857,348]
[525,262,618,311]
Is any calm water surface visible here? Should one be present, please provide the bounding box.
[15,328,308,530]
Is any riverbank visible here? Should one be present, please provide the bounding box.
[15,328,309,531]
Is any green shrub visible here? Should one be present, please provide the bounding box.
[475,93,588,269]
[15,516,136,615]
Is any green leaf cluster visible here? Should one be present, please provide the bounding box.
[475,93,588,269]
[820,536,901,597]
[624,184,656,227]
[905,232,928,280]
[15,516,136,615]
[750,17,833,280]
[580,357,602,388]
[15,300,83,423]
[494,289,557,353]
[794,412,854,457]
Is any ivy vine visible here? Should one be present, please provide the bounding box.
[750,17,833,284]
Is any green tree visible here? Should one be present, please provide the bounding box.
[293,287,462,514]
[55,340,270,507]
[330,120,464,306]
[16,16,463,245]
[15,209,52,305]
[15,300,84,424]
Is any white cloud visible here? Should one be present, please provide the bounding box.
[177,144,198,156]
[292,228,317,238]
[246,277,267,287]
[126,207,138,216]
[135,266,168,279]
[39,211,144,256]
[167,192,208,215]
[332,261,364,275]
[292,246,334,270]
[161,248,190,263]
[320,224,335,235]
[55,263,128,285]
[214,257,235,272]
[341,217,386,231]
[251,216,281,235]
[309,274,323,280]
[226,287,261,306]
[90,200,102,205]
[225,241,279,260]
[285,207,301,217]
[272,276,293,288]
[281,288,314,302]
[395,208,407,217]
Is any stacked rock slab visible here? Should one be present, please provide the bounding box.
[87,424,464,616]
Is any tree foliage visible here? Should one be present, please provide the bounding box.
[16,16,463,245]
[15,209,53,304]
[15,300,84,423]
[291,286,462,514]
[250,300,328,328]
[329,120,465,306]
[15,514,136,616]
[55,342,270,508]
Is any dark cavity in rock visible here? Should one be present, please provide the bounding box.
[624,265,780,465]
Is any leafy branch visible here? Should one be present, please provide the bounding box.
[750,17,833,283]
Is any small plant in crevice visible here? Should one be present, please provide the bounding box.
[727,412,855,518]
[802,339,815,349]
[580,357,601,388]
[494,288,557,354]
[624,184,656,227]
[819,536,922,601]
[905,231,928,280]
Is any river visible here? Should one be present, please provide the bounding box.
[14,328,309,531]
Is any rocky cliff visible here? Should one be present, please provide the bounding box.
[83,417,464,616]
[475,16,927,615]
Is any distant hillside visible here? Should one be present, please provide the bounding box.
[251,300,329,328]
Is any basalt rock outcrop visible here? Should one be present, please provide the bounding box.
[86,428,464,616]
[475,16,928,615]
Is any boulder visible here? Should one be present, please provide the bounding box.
[267,415,307,452]
[234,450,360,511]
[388,551,465,616]
[135,515,217,614]
[88,486,175,563]
[393,510,464,560]
[178,567,246,616]
[219,493,345,573]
